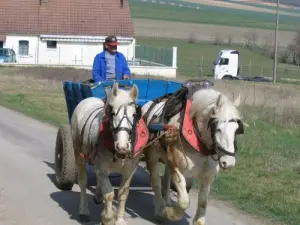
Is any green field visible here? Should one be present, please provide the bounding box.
[136,36,300,80]
[228,0,300,14]
[129,0,300,31]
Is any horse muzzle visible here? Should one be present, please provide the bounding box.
[219,155,236,169]
[115,142,131,157]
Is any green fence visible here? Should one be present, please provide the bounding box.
[135,45,173,67]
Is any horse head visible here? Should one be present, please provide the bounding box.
[191,89,244,169]
[104,82,141,158]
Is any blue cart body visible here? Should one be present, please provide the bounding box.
[63,79,183,123]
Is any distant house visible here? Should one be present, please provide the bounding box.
[0,0,135,65]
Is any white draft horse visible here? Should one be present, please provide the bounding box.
[70,82,149,225]
[142,87,244,225]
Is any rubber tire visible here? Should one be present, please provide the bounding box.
[170,177,193,193]
[55,124,77,191]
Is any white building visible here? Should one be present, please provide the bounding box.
[0,0,135,65]
[3,35,135,65]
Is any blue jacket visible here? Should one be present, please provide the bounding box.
[92,50,131,82]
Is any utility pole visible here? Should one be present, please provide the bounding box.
[273,0,279,83]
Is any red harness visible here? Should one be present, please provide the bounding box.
[99,116,149,158]
[181,99,210,155]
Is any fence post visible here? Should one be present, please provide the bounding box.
[172,46,177,68]
[249,60,252,76]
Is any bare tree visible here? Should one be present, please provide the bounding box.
[187,32,196,44]
[226,34,233,45]
[288,31,300,65]
[242,31,258,49]
[278,48,291,63]
[213,33,223,45]
[262,33,274,57]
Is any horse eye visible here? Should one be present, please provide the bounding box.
[216,129,221,133]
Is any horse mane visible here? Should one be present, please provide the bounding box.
[190,88,242,122]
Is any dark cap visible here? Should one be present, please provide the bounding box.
[105,35,119,46]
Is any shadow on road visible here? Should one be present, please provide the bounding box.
[44,161,191,224]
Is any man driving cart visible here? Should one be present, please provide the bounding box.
[92,35,131,82]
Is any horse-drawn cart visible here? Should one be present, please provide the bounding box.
[54,78,197,192]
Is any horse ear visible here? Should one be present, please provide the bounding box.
[130,84,138,100]
[209,107,216,117]
[215,94,224,110]
[233,93,241,107]
[112,82,118,96]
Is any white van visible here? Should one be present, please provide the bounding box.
[212,49,240,80]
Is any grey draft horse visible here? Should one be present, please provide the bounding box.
[70,82,149,225]
[141,87,244,225]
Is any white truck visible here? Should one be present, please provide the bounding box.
[212,49,240,80]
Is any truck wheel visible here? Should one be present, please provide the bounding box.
[170,177,194,193]
[55,124,77,191]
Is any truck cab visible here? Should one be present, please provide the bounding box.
[212,49,240,80]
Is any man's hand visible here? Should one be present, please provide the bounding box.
[123,75,130,80]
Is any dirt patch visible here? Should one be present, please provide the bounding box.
[183,0,299,16]
[133,18,296,47]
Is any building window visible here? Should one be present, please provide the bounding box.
[0,41,3,48]
[47,41,57,49]
[19,40,29,55]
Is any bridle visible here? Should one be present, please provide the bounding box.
[193,117,244,161]
[207,118,244,161]
[105,101,142,158]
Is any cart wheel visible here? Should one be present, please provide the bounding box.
[170,177,193,193]
[55,124,77,191]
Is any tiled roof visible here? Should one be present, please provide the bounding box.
[0,0,134,37]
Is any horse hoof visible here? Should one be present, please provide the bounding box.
[79,214,90,222]
[93,195,104,205]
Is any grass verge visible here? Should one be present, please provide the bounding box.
[211,108,300,225]
[0,70,299,225]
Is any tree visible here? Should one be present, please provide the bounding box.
[288,31,300,65]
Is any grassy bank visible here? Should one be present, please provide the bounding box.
[129,0,300,31]
[211,108,300,225]
[136,37,300,80]
[0,68,299,225]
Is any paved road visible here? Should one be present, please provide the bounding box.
[0,106,265,225]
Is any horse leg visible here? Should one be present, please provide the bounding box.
[75,152,90,221]
[161,145,190,221]
[94,168,115,225]
[163,165,189,221]
[144,146,166,222]
[192,173,215,225]
[161,164,171,206]
[93,166,104,204]
[115,165,137,225]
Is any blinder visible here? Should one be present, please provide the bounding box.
[135,105,142,121]
[236,119,244,135]
[207,118,243,158]
[105,104,114,119]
